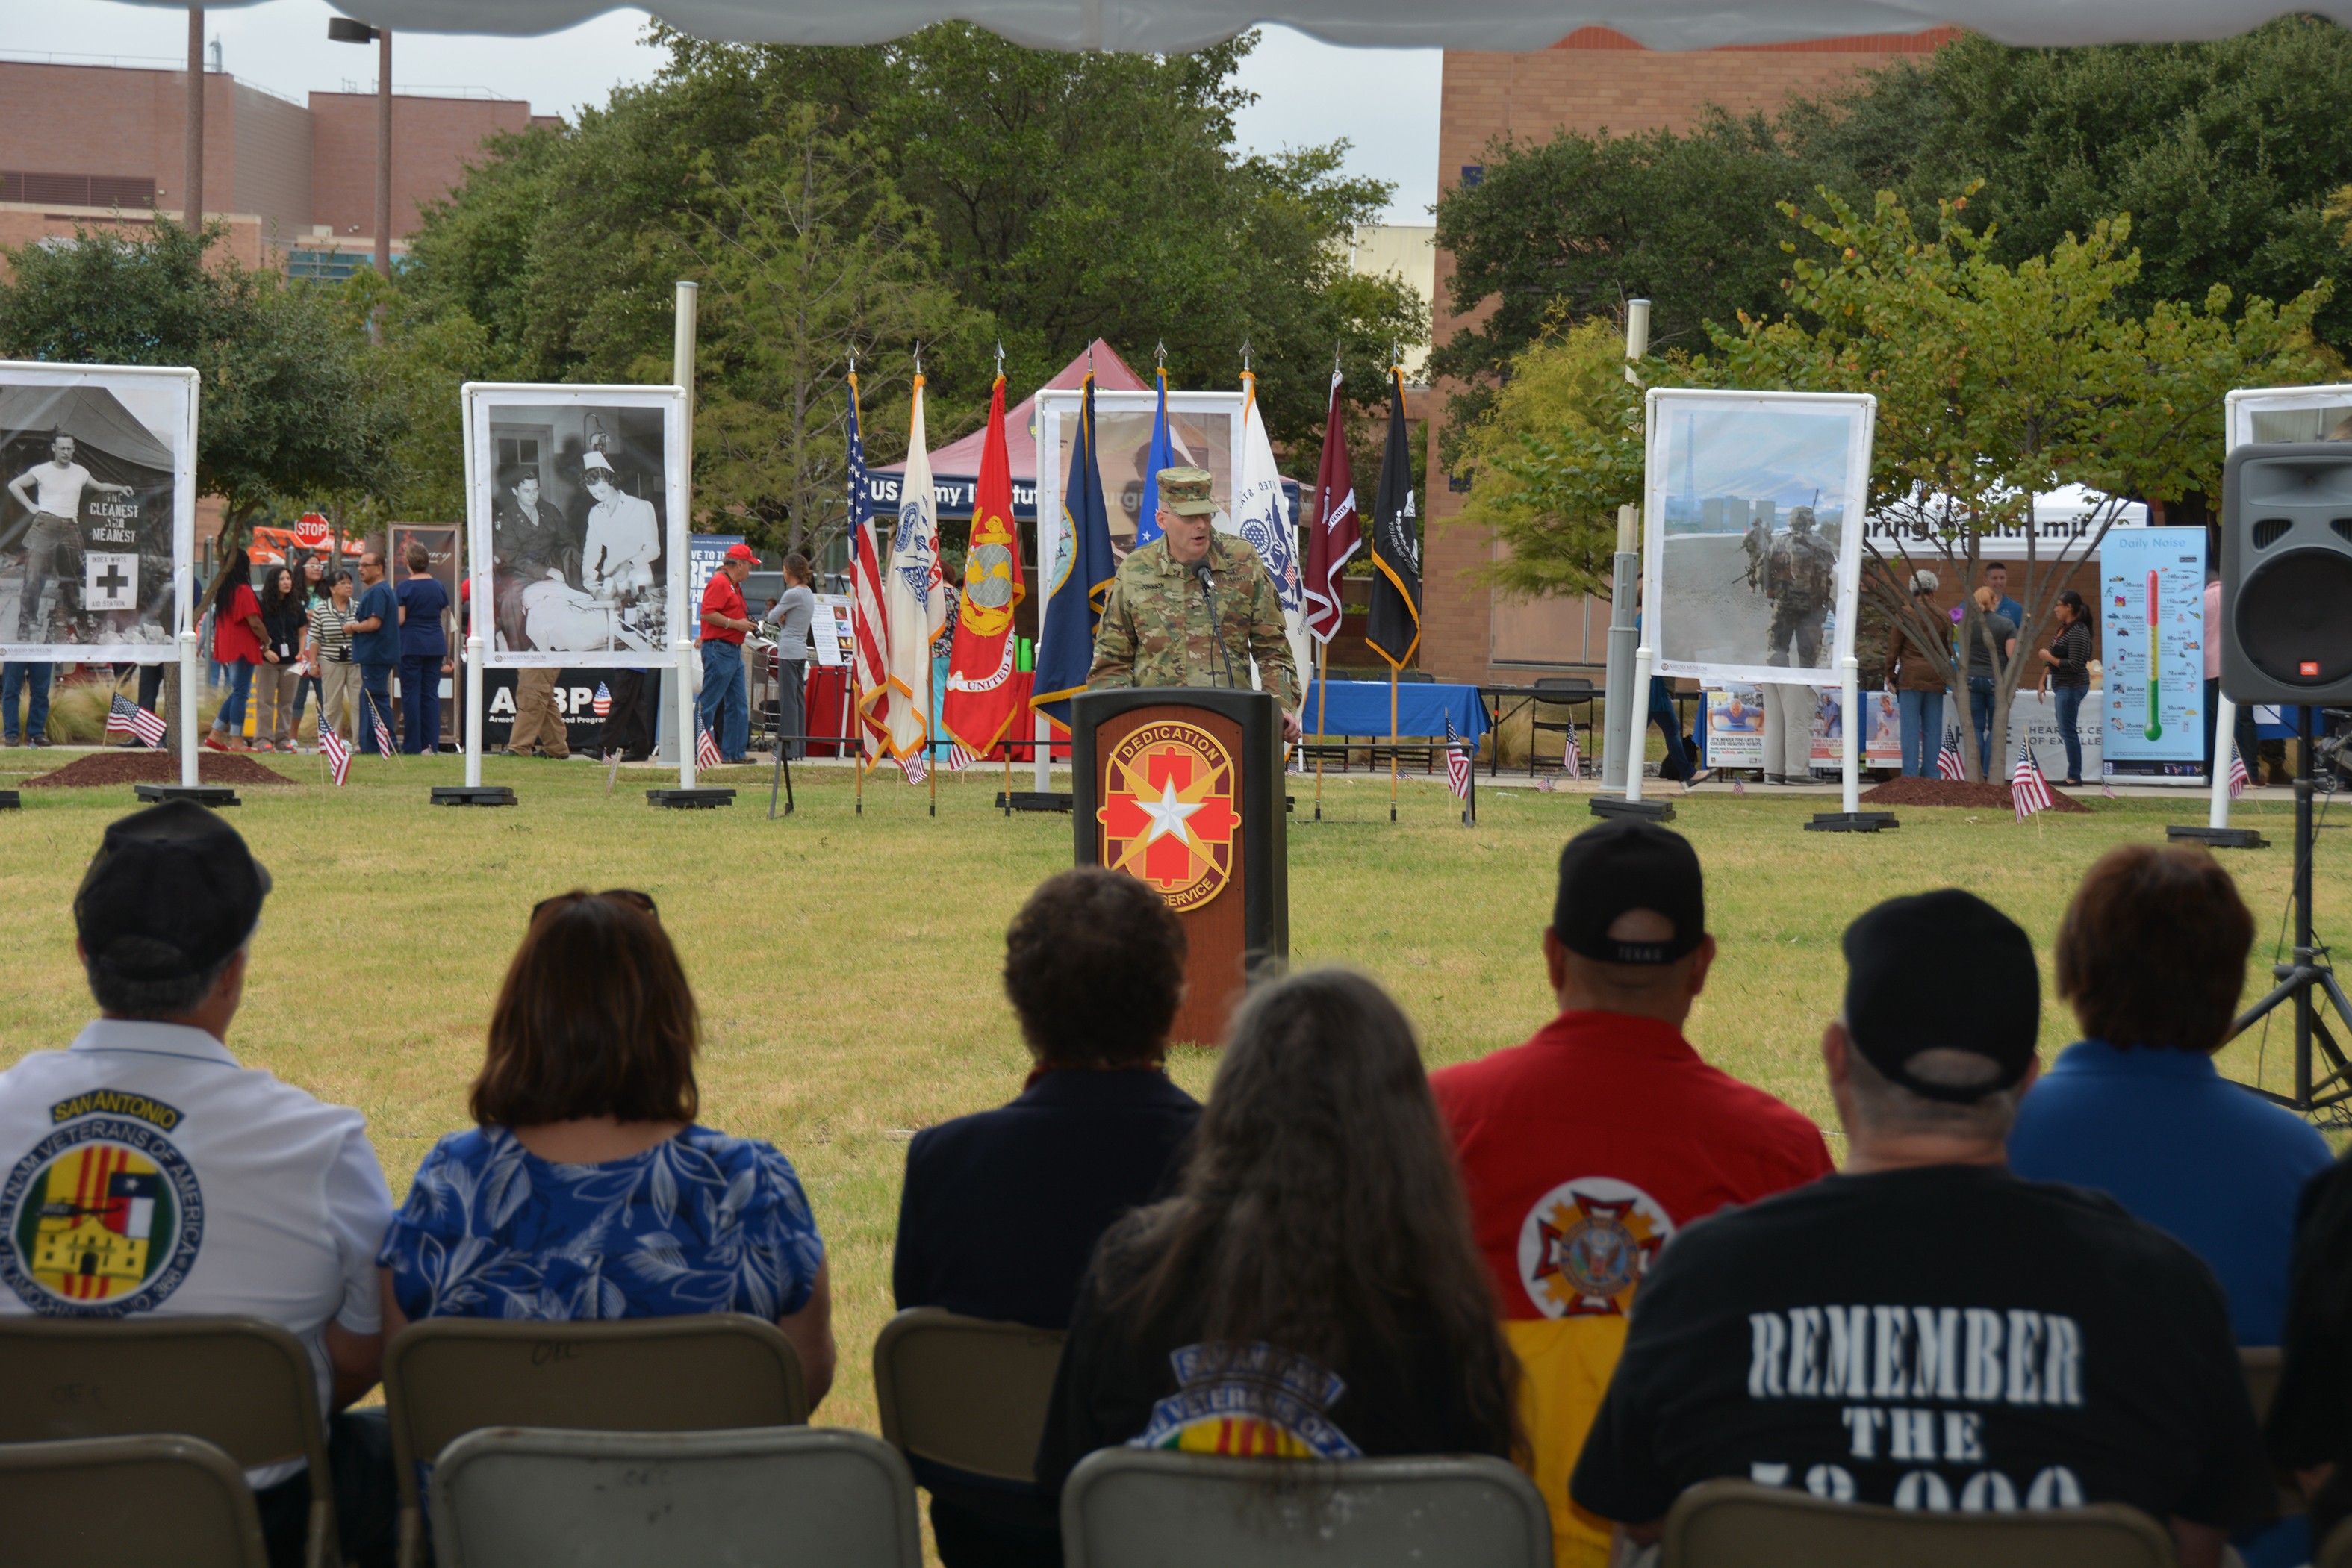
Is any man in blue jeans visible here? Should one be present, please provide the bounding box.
[347,550,399,755]
[1,660,52,747]
[697,542,758,763]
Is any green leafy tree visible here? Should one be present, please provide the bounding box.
[0,220,396,532]
[1712,190,2326,779]
[659,105,989,556]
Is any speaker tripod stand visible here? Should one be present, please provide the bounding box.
[2236,707,2352,1125]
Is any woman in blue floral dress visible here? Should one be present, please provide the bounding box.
[376,889,833,1404]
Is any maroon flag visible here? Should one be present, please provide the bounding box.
[1301,370,1361,644]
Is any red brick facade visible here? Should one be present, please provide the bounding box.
[1422,29,1958,684]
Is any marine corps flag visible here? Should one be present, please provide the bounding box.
[1033,373,1116,724]
[941,374,1026,754]
[880,374,948,766]
[1363,367,1421,668]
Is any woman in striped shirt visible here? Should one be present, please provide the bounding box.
[2036,588,2097,786]
[302,570,360,743]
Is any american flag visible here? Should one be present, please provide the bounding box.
[897,748,927,785]
[1444,717,1472,800]
[1732,777,1747,796]
[947,742,980,772]
[847,373,894,765]
[1535,774,1555,794]
[2011,738,2053,821]
[696,723,723,772]
[106,694,167,748]
[365,692,394,759]
[592,682,612,718]
[1563,727,1581,779]
[1935,734,1967,781]
[2228,744,2251,800]
[318,714,351,787]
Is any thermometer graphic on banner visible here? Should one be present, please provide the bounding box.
[2144,569,2163,741]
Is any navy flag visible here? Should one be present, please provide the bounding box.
[1364,367,1422,668]
[1033,375,1118,723]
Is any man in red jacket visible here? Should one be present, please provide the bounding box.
[1431,819,1833,1567]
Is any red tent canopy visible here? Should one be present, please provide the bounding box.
[871,338,1147,517]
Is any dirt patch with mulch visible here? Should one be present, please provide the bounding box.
[19,750,299,788]
[1859,776,2090,813]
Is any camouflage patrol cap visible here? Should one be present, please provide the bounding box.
[1157,467,1216,517]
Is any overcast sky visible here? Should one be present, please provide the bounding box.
[13,0,1441,222]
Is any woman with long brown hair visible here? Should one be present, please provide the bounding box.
[1035,968,1519,1486]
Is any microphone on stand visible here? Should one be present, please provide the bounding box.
[1193,558,1242,691]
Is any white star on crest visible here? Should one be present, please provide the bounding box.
[1135,778,1202,844]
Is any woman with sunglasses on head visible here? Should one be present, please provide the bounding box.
[374,890,834,1404]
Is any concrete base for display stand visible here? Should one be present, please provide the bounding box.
[134,783,239,807]
[1808,811,1900,833]
[431,785,518,807]
[2168,824,2270,850]
[0,790,17,810]
[1590,794,1673,822]
[648,788,736,809]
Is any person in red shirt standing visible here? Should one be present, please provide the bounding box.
[1430,819,1832,1568]
[202,546,270,754]
[697,543,759,764]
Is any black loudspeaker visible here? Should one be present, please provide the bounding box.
[2221,442,2352,705]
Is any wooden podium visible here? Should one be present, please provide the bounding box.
[1071,688,1289,1046]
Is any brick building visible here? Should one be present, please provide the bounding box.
[0,58,551,276]
[1421,28,1959,685]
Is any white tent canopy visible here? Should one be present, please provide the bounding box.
[146,1,2351,52]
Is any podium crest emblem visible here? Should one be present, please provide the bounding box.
[1098,720,1239,912]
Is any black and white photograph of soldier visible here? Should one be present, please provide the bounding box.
[0,375,184,654]
[1648,397,1865,683]
[473,402,671,664]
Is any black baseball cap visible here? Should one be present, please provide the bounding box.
[1551,819,1706,965]
[1842,889,2038,1102]
[75,801,271,985]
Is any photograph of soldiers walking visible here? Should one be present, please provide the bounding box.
[0,373,184,658]
[470,401,671,663]
[1649,398,1866,683]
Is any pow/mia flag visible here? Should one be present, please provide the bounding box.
[1364,366,1422,668]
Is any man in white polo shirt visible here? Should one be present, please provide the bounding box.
[0,800,397,1566]
[6,432,136,641]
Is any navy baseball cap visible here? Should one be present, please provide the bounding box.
[75,800,270,984]
[1551,819,1706,965]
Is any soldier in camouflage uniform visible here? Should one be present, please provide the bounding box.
[1088,466,1304,739]
[1763,505,1838,669]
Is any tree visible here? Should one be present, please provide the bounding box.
[1710,190,2327,778]
[398,24,1422,455]
[662,105,989,556]
[0,220,396,532]
[1428,113,1817,468]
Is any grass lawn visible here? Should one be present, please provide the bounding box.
[0,750,2339,1449]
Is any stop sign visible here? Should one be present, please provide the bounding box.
[295,514,331,550]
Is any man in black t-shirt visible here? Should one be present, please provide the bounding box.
[1569,889,2274,1568]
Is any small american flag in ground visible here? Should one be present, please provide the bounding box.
[1535,774,1555,794]
[946,743,980,772]
[318,715,351,787]
[366,694,393,758]
[1444,717,1471,800]
[1563,729,1581,779]
[2229,744,2251,800]
[1732,777,1747,796]
[2101,778,2117,800]
[696,724,722,771]
[1935,735,1967,781]
[106,694,167,748]
[2011,739,2053,821]
[897,749,927,785]
[592,682,612,718]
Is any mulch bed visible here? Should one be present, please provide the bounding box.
[19,750,299,788]
[1859,776,2090,813]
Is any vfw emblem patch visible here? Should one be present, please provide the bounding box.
[1516,1176,1674,1319]
[1098,721,1239,912]
[2,1117,202,1315]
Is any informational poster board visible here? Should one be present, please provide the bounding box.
[1703,685,1765,768]
[808,594,850,669]
[0,362,197,663]
[482,668,608,753]
[464,383,689,669]
[1643,390,1876,687]
[686,533,742,624]
[1944,688,2104,781]
[2099,526,2207,784]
